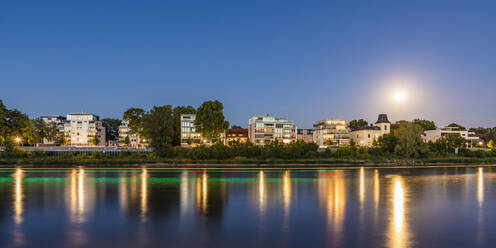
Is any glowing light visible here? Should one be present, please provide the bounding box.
[394,91,405,102]
[478,167,483,207]
[141,168,148,220]
[14,137,22,144]
[259,171,266,214]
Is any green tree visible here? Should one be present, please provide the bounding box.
[102,118,122,142]
[231,125,242,129]
[21,119,40,146]
[143,105,175,156]
[194,100,229,143]
[348,119,368,131]
[123,108,145,137]
[124,135,131,146]
[91,134,100,146]
[172,106,196,146]
[392,122,425,158]
[413,119,436,131]
[55,136,67,146]
[488,140,495,150]
[434,133,467,153]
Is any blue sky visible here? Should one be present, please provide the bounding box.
[1,0,495,128]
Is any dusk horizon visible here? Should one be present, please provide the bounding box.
[2,1,495,129]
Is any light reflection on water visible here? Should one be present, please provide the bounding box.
[0,166,494,247]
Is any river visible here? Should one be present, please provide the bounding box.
[0,166,494,247]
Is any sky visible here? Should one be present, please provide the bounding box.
[1,0,495,129]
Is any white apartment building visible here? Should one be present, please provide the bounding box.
[313,119,351,148]
[423,126,479,145]
[64,113,106,146]
[248,116,297,145]
[350,114,391,147]
[40,115,66,144]
[180,114,202,147]
[118,120,147,148]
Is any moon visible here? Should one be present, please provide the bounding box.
[394,91,405,102]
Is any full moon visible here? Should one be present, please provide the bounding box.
[394,91,405,102]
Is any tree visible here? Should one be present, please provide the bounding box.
[123,108,145,137]
[102,118,122,142]
[377,133,398,154]
[91,134,100,146]
[392,122,425,158]
[348,119,368,131]
[413,119,436,131]
[447,123,466,131]
[231,125,242,129]
[124,135,131,146]
[143,105,175,156]
[21,119,40,146]
[194,100,229,143]
[172,106,196,146]
[55,136,67,146]
[434,133,466,153]
[488,140,495,150]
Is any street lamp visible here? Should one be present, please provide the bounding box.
[14,137,22,146]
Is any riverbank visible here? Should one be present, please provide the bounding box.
[2,156,496,168]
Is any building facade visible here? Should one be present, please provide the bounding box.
[227,128,248,144]
[350,114,391,147]
[248,116,297,145]
[64,113,106,146]
[297,129,314,143]
[180,114,202,147]
[313,119,351,148]
[40,115,67,144]
[118,120,147,148]
[422,126,479,145]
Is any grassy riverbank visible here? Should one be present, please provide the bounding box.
[2,156,496,168]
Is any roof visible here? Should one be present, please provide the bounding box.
[375,114,390,124]
[353,126,380,131]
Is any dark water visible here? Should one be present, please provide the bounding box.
[0,166,495,247]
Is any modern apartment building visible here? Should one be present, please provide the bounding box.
[297,129,314,143]
[313,119,351,148]
[180,114,202,147]
[350,114,391,147]
[248,116,297,145]
[227,128,248,144]
[40,115,67,144]
[118,120,147,148]
[64,113,106,146]
[423,126,479,145]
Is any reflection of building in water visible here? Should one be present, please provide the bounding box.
[477,167,484,207]
[67,168,90,224]
[180,171,196,217]
[12,168,25,246]
[13,168,24,225]
[359,167,365,204]
[195,171,227,221]
[318,171,346,247]
[386,177,412,248]
[141,169,148,220]
[282,171,291,231]
[258,171,266,215]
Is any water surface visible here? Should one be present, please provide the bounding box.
[0,166,495,247]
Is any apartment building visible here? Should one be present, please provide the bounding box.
[118,120,147,148]
[297,129,314,143]
[350,114,391,146]
[180,114,202,147]
[64,113,106,146]
[40,115,66,144]
[248,116,297,145]
[423,126,479,145]
[313,119,351,148]
[227,128,248,144]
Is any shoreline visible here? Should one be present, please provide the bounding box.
[1,158,496,169]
